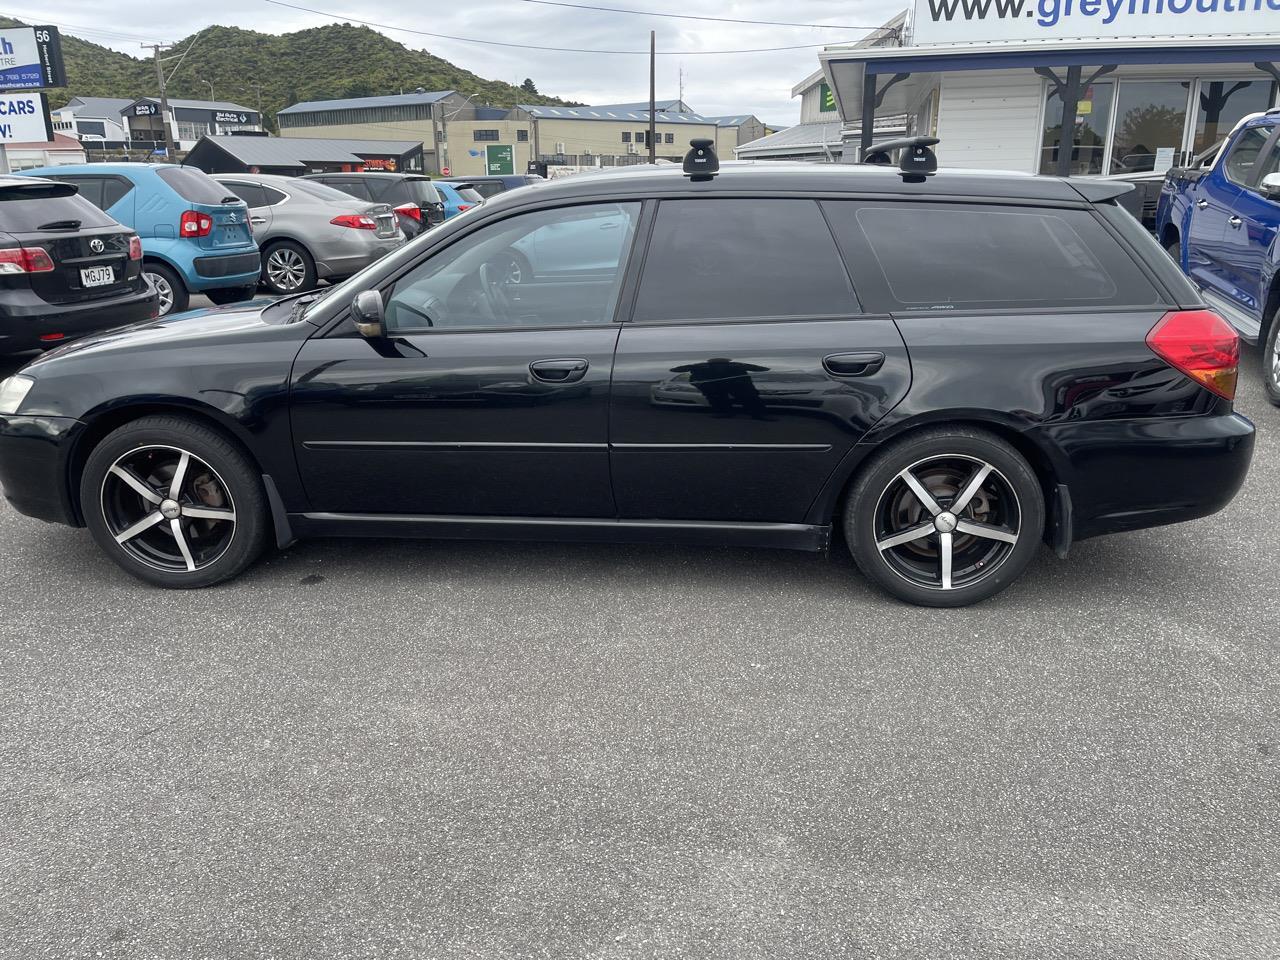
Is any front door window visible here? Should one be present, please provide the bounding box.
[1192,79,1278,156]
[1108,80,1191,174]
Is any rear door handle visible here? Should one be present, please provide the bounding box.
[250,216,268,225]
[1196,198,1209,209]
[1228,215,1243,228]
[823,351,885,377]
[529,358,589,383]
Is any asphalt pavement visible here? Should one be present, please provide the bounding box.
[1,343,1277,959]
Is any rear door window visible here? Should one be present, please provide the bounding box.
[219,181,268,208]
[65,177,104,209]
[631,198,857,323]
[824,201,1159,313]
[157,166,237,204]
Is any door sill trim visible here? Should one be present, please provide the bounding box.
[1202,289,1262,343]
[289,512,832,552]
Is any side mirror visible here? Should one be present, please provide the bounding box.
[351,289,385,338]
[1261,173,1280,200]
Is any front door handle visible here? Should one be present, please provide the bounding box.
[823,351,885,377]
[529,358,589,383]
[1228,215,1243,228]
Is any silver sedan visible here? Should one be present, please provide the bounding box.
[214,173,405,295]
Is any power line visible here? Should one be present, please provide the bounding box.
[518,0,890,32]
[259,0,864,54]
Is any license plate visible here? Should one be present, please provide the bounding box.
[80,265,114,287]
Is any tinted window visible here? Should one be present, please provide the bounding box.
[1223,126,1273,186]
[457,187,483,204]
[101,177,134,210]
[406,179,442,205]
[157,166,236,204]
[66,176,105,209]
[290,179,359,203]
[0,187,116,232]
[468,181,504,198]
[262,186,288,206]
[826,201,1159,312]
[632,199,856,323]
[384,202,640,332]
[220,181,268,208]
[321,178,374,201]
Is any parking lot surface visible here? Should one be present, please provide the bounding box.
[1,346,1277,959]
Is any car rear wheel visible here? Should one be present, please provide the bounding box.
[1264,308,1280,407]
[143,262,188,317]
[262,241,316,295]
[80,416,269,588]
[844,427,1045,607]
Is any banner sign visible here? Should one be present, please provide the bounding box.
[0,26,65,90]
[0,91,53,142]
[913,0,1280,44]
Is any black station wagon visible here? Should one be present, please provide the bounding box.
[0,141,1254,606]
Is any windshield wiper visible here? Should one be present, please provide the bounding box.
[38,219,81,230]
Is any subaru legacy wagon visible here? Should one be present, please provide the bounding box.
[0,149,1253,606]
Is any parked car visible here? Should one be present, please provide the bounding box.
[0,153,1253,606]
[212,174,404,295]
[0,176,157,355]
[440,174,543,199]
[17,163,260,317]
[433,180,484,219]
[1155,109,1280,402]
[302,173,445,238]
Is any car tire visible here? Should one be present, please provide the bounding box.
[844,427,1045,608]
[80,415,269,589]
[261,241,317,295]
[1263,308,1280,408]
[1165,236,1181,264]
[206,285,257,306]
[142,261,188,317]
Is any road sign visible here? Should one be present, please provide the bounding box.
[0,91,53,143]
[0,26,65,91]
[486,144,514,176]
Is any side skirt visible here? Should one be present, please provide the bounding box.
[288,512,833,553]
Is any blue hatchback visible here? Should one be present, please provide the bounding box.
[18,163,260,316]
[433,180,484,220]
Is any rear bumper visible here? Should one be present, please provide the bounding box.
[1043,412,1255,541]
[0,286,158,354]
[314,234,404,279]
[0,414,83,525]
[190,251,262,289]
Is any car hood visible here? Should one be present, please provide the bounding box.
[23,298,290,371]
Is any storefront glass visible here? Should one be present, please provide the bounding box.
[1108,81,1190,173]
[1039,81,1114,175]
[1192,79,1277,157]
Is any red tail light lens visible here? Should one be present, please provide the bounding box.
[179,210,213,238]
[1146,309,1239,400]
[128,235,143,260]
[457,204,472,212]
[394,202,422,222]
[0,246,54,273]
[330,214,378,230]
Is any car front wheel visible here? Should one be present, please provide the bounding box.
[80,416,269,588]
[1263,309,1280,407]
[844,427,1045,607]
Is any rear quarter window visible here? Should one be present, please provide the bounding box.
[157,166,238,204]
[824,201,1160,313]
[407,179,442,205]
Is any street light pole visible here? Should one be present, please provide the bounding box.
[648,31,656,164]
[201,79,215,102]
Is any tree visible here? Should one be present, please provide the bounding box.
[520,78,538,95]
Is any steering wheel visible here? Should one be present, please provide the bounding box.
[478,260,511,319]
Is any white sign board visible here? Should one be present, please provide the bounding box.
[912,0,1280,45]
[0,92,53,143]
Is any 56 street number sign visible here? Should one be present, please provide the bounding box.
[0,26,65,91]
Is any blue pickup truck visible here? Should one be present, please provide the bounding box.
[1156,110,1280,402]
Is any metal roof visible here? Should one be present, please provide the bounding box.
[588,99,691,112]
[517,104,717,124]
[702,115,760,128]
[129,96,257,113]
[61,97,135,117]
[190,135,422,169]
[735,115,908,157]
[278,91,455,115]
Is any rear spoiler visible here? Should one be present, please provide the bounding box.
[1068,179,1135,204]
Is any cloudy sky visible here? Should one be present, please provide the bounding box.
[38,0,908,124]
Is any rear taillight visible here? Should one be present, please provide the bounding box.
[128,236,143,260]
[0,246,54,274]
[1146,309,1239,401]
[394,202,422,222]
[179,210,213,238]
[457,204,472,212]
[331,214,378,230]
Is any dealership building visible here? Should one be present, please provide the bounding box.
[808,2,1280,177]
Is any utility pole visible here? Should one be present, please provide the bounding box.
[648,31,656,164]
[142,44,177,158]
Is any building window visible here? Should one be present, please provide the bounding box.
[1193,79,1278,155]
[473,129,500,142]
[517,129,529,142]
[664,132,674,144]
[621,132,631,143]
[177,121,211,142]
[636,131,647,144]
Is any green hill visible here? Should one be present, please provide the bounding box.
[1,20,565,128]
